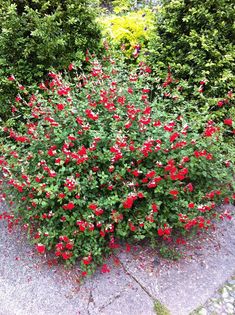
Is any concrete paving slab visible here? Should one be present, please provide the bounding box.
[0,203,91,315]
[0,198,235,315]
[157,248,235,315]
[86,266,135,309]
[118,212,235,315]
[92,281,156,315]
[117,250,159,299]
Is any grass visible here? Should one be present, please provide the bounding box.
[154,300,171,315]
[189,306,203,315]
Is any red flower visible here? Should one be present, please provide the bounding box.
[139,117,151,125]
[101,264,110,273]
[58,86,71,96]
[123,196,134,209]
[94,208,104,216]
[88,203,97,210]
[129,222,136,231]
[68,63,74,71]
[146,170,156,178]
[55,158,61,164]
[132,169,141,177]
[76,116,84,125]
[59,235,69,242]
[138,192,144,198]
[170,132,180,143]
[185,183,194,192]
[57,103,65,111]
[188,202,195,208]
[64,178,76,191]
[126,244,131,252]
[153,120,161,127]
[206,153,213,160]
[15,136,29,143]
[36,243,46,254]
[85,109,99,121]
[56,242,64,251]
[7,75,15,81]
[76,220,86,231]
[108,165,115,172]
[152,203,158,212]
[66,243,74,250]
[169,189,179,196]
[34,232,41,239]
[62,252,73,260]
[164,228,171,235]
[100,230,106,237]
[224,118,233,126]
[117,96,126,105]
[125,121,132,129]
[63,202,75,210]
[176,238,186,245]
[78,146,87,156]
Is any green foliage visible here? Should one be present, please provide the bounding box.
[159,246,182,260]
[0,54,234,275]
[154,300,171,315]
[112,0,136,13]
[0,0,102,121]
[149,0,235,97]
[99,8,155,60]
[101,1,146,13]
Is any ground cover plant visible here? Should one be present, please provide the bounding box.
[0,54,234,276]
[0,0,102,121]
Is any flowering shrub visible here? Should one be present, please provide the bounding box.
[0,55,234,275]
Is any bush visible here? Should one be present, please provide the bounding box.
[149,0,235,97]
[99,8,155,61]
[0,55,234,275]
[101,0,140,14]
[0,0,102,121]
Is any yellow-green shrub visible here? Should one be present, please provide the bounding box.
[99,8,155,61]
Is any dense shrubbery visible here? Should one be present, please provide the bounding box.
[149,0,235,97]
[99,8,155,61]
[0,0,102,121]
[0,55,234,275]
[101,0,141,13]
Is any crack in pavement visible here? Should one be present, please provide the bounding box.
[87,284,95,313]
[98,291,123,312]
[118,258,156,301]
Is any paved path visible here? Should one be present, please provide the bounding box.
[0,201,235,315]
[192,275,235,315]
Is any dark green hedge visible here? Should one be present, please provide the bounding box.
[0,0,102,121]
[149,0,235,96]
